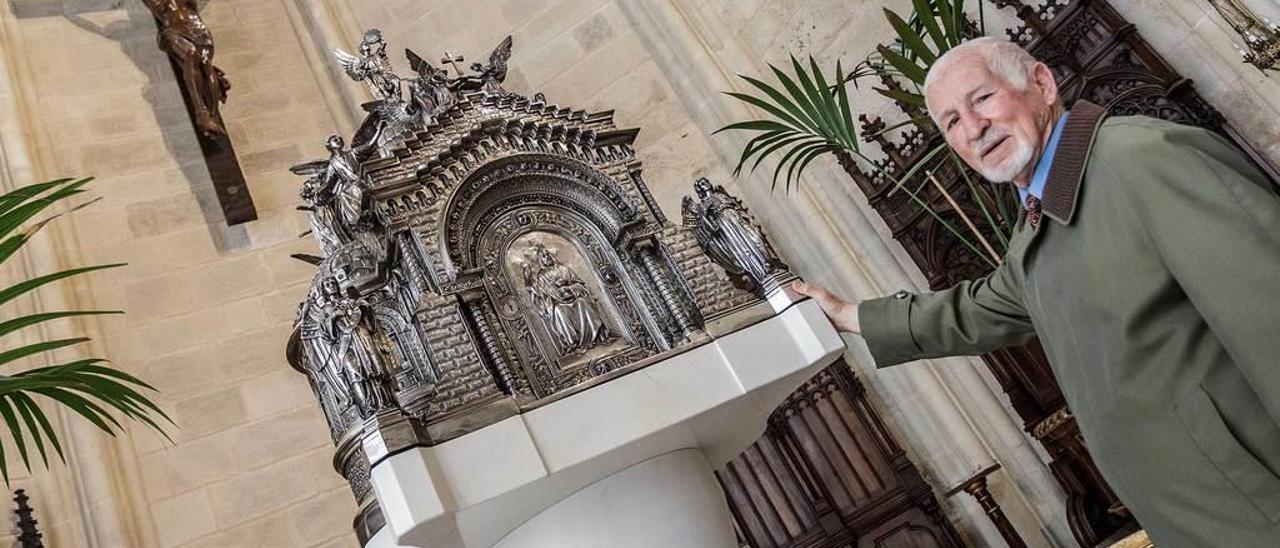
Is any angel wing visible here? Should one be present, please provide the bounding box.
[405,48,439,79]
[485,35,513,81]
[290,159,329,177]
[333,48,367,81]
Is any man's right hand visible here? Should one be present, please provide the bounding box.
[792,281,861,334]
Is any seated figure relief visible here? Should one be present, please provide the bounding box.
[522,243,613,358]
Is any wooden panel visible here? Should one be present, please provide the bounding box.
[717,363,962,548]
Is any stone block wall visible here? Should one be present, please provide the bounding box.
[0,1,352,546]
[0,0,1273,546]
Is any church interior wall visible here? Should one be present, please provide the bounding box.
[0,0,1274,546]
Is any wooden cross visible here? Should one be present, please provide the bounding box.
[144,0,257,225]
[441,51,466,77]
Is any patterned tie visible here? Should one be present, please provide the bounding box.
[1025,194,1042,229]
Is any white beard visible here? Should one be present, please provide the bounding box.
[976,137,1035,183]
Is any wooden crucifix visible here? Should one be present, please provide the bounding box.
[143,0,257,225]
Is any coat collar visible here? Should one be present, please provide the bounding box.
[1040,100,1108,225]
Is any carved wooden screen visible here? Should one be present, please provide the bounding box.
[717,362,964,548]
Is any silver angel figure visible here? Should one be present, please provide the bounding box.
[291,135,367,248]
[334,28,400,100]
[304,276,394,417]
[405,48,455,123]
[522,244,611,356]
[458,35,513,96]
[682,177,785,290]
[297,174,343,256]
[320,135,364,231]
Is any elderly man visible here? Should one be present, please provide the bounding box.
[793,37,1280,546]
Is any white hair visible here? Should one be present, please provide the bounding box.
[923,37,1038,101]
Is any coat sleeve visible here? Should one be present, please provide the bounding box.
[1106,121,1280,424]
[857,261,1035,368]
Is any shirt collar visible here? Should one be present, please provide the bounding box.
[1019,112,1070,205]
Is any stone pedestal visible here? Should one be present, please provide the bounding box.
[495,449,736,548]
[367,299,843,547]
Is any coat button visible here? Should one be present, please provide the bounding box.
[893,290,910,299]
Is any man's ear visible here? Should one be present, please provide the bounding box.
[1030,62,1059,106]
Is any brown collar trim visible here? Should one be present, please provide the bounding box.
[1042,100,1108,225]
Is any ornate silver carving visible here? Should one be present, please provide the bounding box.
[682,177,793,295]
[285,29,794,545]
[522,242,614,357]
[334,29,400,100]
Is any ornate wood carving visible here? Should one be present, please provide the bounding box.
[824,1,1278,546]
[718,362,964,548]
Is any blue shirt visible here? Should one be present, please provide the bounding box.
[1020,112,1070,206]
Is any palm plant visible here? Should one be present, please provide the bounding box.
[718,0,1017,267]
[0,177,170,482]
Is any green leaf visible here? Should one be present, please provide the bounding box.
[874,87,928,108]
[751,135,827,176]
[739,73,819,132]
[877,44,927,85]
[11,394,49,467]
[0,264,125,308]
[935,0,957,41]
[722,92,807,135]
[808,56,853,150]
[28,386,121,435]
[0,179,72,217]
[785,143,838,192]
[18,392,64,464]
[771,140,833,190]
[0,338,90,367]
[0,399,29,472]
[731,129,787,175]
[790,56,838,145]
[0,178,92,242]
[767,62,826,134]
[885,8,936,65]
[715,120,793,134]
[913,0,947,51]
[0,310,122,340]
[834,61,859,153]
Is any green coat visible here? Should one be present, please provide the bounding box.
[859,101,1280,547]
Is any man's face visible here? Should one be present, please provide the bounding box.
[927,56,1057,185]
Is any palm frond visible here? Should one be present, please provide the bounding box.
[0,178,167,481]
[718,56,866,191]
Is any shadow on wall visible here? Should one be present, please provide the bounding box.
[10,0,252,250]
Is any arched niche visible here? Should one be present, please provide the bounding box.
[477,204,665,398]
[437,153,640,277]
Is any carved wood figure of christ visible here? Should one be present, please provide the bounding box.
[142,0,257,224]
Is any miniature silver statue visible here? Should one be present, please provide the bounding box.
[405,49,455,123]
[321,135,365,231]
[522,244,612,356]
[297,174,343,256]
[458,36,513,96]
[682,177,786,291]
[306,277,396,418]
[334,29,400,100]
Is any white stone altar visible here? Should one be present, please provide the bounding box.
[367,298,842,547]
